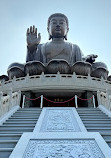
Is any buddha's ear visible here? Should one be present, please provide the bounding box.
[67,27,69,33]
[64,28,69,40]
[47,27,52,40]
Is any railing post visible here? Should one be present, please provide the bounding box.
[0,91,3,106]
[7,88,12,110]
[75,95,78,108]
[93,95,96,108]
[18,90,21,106]
[40,95,43,108]
[22,95,25,108]
[106,89,110,110]
[97,90,101,106]
[109,95,111,111]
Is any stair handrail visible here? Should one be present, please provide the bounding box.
[22,95,25,108]
[75,95,78,108]
[0,90,21,118]
[40,95,43,108]
[97,91,110,110]
[93,95,96,108]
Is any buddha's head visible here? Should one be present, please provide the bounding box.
[47,13,69,40]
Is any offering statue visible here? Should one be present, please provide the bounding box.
[7,13,108,80]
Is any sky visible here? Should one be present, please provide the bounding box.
[0,0,111,76]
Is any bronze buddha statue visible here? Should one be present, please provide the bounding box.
[7,13,108,79]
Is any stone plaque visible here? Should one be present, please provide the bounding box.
[23,139,105,158]
[40,109,81,132]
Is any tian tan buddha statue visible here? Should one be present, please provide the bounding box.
[7,13,109,80]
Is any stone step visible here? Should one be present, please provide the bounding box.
[5,119,37,124]
[0,127,33,131]
[8,118,38,121]
[18,108,42,111]
[81,118,111,121]
[12,114,41,117]
[17,110,41,113]
[77,107,111,148]
[0,148,13,158]
[104,138,111,142]
[13,111,41,114]
[104,141,111,147]
[83,120,111,123]
[77,113,106,116]
[80,116,109,119]
[77,111,104,114]
[0,134,21,140]
[15,111,42,114]
[102,138,111,148]
[101,134,111,139]
[0,125,35,127]
[85,123,111,127]
[87,129,111,132]
[0,108,42,157]
[107,143,111,148]
[77,108,101,111]
[0,131,24,134]
[3,122,36,125]
[0,140,17,148]
[87,127,111,130]
[16,108,42,111]
[10,116,39,119]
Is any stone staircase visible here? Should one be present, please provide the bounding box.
[77,108,111,148]
[0,108,42,158]
[1,107,111,157]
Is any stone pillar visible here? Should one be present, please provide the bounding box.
[22,91,32,107]
[97,90,101,106]
[85,91,94,107]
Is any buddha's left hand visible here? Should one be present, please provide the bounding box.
[86,54,98,64]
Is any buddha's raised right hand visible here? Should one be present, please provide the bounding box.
[26,25,41,47]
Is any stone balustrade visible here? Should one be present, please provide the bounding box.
[97,90,111,110]
[0,73,111,93]
[0,90,21,118]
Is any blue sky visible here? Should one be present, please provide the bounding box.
[0,0,111,75]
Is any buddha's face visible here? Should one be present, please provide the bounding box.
[48,16,69,39]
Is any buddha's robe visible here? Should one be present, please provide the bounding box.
[26,41,83,64]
